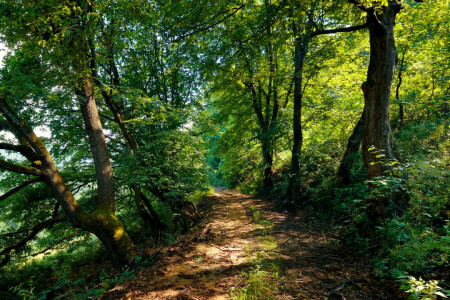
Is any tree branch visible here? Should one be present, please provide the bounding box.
[310,22,368,38]
[0,216,67,268]
[0,178,42,202]
[283,79,294,108]
[172,2,248,42]
[0,96,48,159]
[0,159,42,176]
[16,231,80,258]
[0,142,38,162]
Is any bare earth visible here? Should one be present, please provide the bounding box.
[102,189,404,299]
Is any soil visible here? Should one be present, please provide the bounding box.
[102,189,406,299]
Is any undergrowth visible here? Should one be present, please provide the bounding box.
[231,209,285,300]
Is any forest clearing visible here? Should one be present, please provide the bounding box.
[0,0,448,299]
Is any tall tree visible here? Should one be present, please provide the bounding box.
[349,0,404,180]
[0,0,134,269]
[286,1,367,202]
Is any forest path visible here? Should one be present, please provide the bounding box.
[103,189,402,299]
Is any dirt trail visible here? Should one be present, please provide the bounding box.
[103,189,403,299]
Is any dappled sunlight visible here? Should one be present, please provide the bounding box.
[102,190,401,299]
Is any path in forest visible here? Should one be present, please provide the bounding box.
[102,189,403,299]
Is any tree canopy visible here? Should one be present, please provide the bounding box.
[0,0,448,298]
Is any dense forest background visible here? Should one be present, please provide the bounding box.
[0,0,448,299]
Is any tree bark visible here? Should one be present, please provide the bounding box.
[78,77,115,212]
[76,77,134,267]
[337,108,365,185]
[89,39,164,234]
[395,51,406,130]
[361,3,400,180]
[286,29,308,202]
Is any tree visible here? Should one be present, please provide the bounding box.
[286,1,367,202]
[0,0,134,269]
[349,0,403,180]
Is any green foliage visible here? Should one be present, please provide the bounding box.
[0,0,448,297]
[231,236,283,300]
[249,206,261,223]
[397,275,449,300]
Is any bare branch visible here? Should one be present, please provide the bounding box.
[0,178,42,202]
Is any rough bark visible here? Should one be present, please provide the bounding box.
[337,108,366,185]
[78,77,115,212]
[361,3,400,180]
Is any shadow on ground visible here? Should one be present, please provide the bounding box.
[102,190,404,300]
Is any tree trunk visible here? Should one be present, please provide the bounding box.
[361,3,400,180]
[337,108,365,185]
[76,77,134,268]
[262,136,274,191]
[78,77,115,212]
[89,40,164,233]
[395,51,406,130]
[286,32,308,202]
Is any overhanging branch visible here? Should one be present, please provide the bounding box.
[16,231,80,258]
[310,22,368,38]
[0,216,67,268]
[0,159,42,176]
[0,142,38,162]
[0,178,42,202]
[172,2,247,42]
[0,96,48,158]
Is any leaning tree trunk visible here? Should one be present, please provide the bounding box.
[337,107,365,185]
[361,3,400,180]
[77,77,134,268]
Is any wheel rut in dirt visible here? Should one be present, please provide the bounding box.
[102,189,403,299]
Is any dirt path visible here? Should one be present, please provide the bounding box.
[103,190,403,299]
